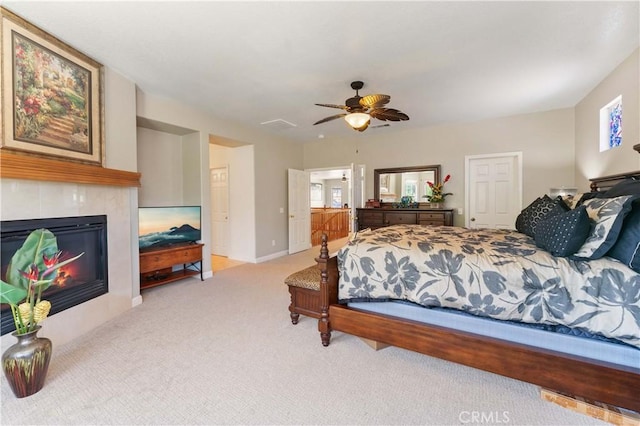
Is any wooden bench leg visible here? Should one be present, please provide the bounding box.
[289,309,300,325]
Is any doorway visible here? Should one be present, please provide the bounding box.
[465,152,522,229]
[307,165,364,245]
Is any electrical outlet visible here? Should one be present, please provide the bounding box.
[272,240,276,246]
[279,207,284,213]
[457,208,463,215]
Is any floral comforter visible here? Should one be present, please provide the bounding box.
[337,225,640,348]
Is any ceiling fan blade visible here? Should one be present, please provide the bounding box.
[313,113,347,125]
[371,123,390,129]
[315,103,348,110]
[370,108,410,122]
[360,94,390,109]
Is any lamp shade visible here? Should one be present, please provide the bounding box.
[344,112,370,130]
[549,187,577,197]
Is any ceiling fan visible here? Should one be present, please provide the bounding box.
[314,81,409,132]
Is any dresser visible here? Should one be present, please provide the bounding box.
[356,207,454,230]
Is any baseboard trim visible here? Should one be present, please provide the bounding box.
[256,250,288,263]
[131,295,143,307]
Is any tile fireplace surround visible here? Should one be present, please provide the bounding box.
[0,175,140,348]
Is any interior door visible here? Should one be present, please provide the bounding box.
[465,153,522,229]
[288,169,311,254]
[210,166,229,256]
[351,163,365,232]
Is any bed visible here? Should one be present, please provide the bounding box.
[316,150,640,412]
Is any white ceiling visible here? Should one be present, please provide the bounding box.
[4,1,638,144]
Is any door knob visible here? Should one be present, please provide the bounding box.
[471,218,476,222]
[290,215,294,218]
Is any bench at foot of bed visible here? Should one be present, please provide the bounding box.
[285,265,322,324]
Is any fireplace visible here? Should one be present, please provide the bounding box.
[1,215,108,335]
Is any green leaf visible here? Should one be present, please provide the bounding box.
[6,229,59,290]
[0,279,28,305]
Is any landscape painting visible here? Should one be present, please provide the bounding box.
[1,7,103,164]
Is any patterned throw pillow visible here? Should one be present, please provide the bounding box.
[535,206,591,257]
[572,195,638,260]
[515,195,567,238]
[606,202,640,273]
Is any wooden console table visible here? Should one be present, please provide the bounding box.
[139,243,204,290]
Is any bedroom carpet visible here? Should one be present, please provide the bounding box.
[1,238,606,425]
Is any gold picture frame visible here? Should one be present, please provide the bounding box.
[0,7,104,165]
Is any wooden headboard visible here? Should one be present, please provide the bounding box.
[589,144,640,192]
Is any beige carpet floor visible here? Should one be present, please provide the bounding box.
[1,238,604,425]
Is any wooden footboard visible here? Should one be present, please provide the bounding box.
[315,235,640,412]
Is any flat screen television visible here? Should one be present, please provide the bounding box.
[138,206,201,250]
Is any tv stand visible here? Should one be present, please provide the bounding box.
[139,243,204,290]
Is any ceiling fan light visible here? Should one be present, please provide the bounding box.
[344,112,370,130]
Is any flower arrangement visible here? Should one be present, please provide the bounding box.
[0,229,83,335]
[424,174,453,203]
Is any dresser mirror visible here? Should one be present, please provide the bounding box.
[374,165,441,204]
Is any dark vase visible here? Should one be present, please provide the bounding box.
[2,326,52,398]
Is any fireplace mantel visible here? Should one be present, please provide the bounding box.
[0,152,140,187]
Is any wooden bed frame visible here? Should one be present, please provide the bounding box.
[316,148,640,413]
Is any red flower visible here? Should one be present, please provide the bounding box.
[43,251,62,268]
[444,174,451,183]
[19,263,39,281]
[23,97,40,115]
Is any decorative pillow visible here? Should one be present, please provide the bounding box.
[597,178,640,198]
[572,195,638,260]
[606,201,640,273]
[515,195,567,238]
[535,206,591,257]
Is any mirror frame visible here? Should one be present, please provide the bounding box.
[374,164,441,206]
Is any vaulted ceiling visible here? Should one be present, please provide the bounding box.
[4,1,639,143]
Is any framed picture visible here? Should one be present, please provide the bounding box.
[379,174,390,193]
[310,182,322,202]
[1,8,104,165]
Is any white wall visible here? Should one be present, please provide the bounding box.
[304,108,575,226]
[137,127,184,206]
[575,48,640,188]
[182,132,202,206]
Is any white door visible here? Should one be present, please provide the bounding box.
[465,153,522,229]
[351,163,365,232]
[288,169,311,254]
[210,166,229,256]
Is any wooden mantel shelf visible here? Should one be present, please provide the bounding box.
[0,152,141,187]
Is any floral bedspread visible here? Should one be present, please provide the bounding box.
[337,225,640,348]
